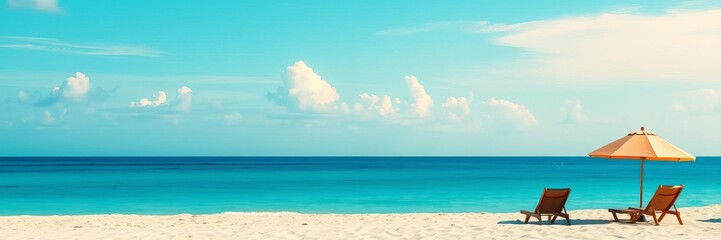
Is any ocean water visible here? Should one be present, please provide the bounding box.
[0,157,719,215]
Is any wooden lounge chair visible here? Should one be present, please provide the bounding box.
[608,185,684,225]
[520,188,571,225]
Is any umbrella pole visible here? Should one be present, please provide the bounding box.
[640,158,644,208]
[637,158,647,222]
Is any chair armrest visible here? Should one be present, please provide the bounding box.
[609,208,640,213]
[520,210,535,215]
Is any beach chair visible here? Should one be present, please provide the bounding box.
[608,185,684,225]
[520,188,571,225]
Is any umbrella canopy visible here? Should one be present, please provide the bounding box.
[589,127,695,161]
[588,127,695,209]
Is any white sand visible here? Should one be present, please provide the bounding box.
[2,206,721,239]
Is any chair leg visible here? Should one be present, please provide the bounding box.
[658,212,667,222]
[524,215,530,224]
[675,213,683,225]
[537,216,543,225]
[631,213,641,223]
[611,212,619,222]
[651,213,659,226]
[551,215,557,223]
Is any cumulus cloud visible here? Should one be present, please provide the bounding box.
[268,61,340,113]
[442,94,473,123]
[40,111,55,125]
[38,108,65,126]
[482,9,721,82]
[34,72,91,106]
[128,86,192,112]
[174,86,193,112]
[405,76,433,118]
[130,91,167,108]
[55,72,90,101]
[560,99,587,124]
[483,97,538,129]
[674,88,721,114]
[7,0,61,13]
[349,93,400,117]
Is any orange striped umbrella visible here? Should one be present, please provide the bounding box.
[588,127,695,208]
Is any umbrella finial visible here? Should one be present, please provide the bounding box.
[641,126,645,131]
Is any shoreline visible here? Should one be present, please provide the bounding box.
[2,206,720,239]
[4,203,721,216]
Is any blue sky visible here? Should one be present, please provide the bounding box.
[1,0,720,156]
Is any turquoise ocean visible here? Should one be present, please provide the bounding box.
[0,157,719,215]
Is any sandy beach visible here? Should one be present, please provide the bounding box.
[1,205,720,239]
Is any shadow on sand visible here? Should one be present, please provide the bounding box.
[498,219,611,226]
[699,219,721,223]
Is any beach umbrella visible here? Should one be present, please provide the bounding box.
[588,127,695,209]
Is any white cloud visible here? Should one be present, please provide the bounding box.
[33,72,92,106]
[174,86,193,112]
[128,86,191,112]
[268,61,340,113]
[0,36,162,57]
[17,90,29,103]
[442,94,473,123]
[674,88,721,114]
[405,76,433,118]
[130,91,167,108]
[40,111,55,125]
[40,108,68,126]
[55,72,90,101]
[483,97,538,129]
[350,93,400,117]
[483,9,721,82]
[7,0,60,12]
[560,98,587,124]
[223,112,243,125]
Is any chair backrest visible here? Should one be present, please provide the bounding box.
[646,185,683,211]
[534,188,571,214]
